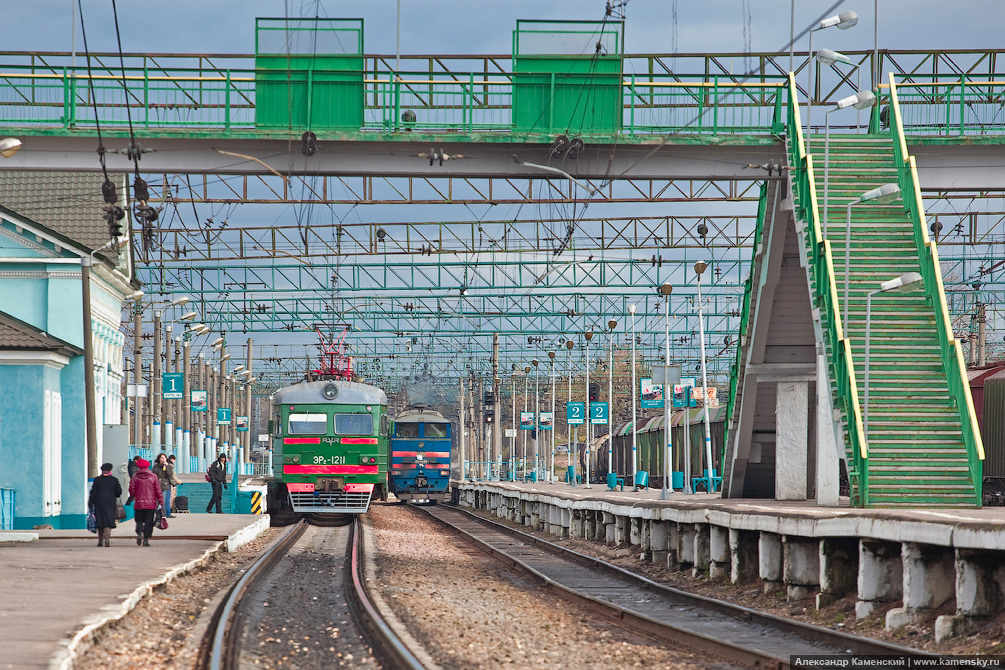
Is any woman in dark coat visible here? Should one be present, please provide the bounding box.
[88,462,122,547]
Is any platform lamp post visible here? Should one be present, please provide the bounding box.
[81,237,126,478]
[532,358,540,482]
[807,11,859,140]
[865,272,922,445]
[566,339,576,486]
[629,303,639,490]
[548,351,556,483]
[824,87,878,239]
[122,290,144,449]
[583,330,593,489]
[607,318,617,478]
[659,284,673,500]
[694,262,715,492]
[511,366,517,482]
[844,184,902,335]
[522,365,530,481]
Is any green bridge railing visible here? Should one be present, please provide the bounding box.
[784,73,871,506]
[886,73,985,500]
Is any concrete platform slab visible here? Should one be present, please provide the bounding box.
[0,513,268,670]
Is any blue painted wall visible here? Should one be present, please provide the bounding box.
[60,357,86,528]
[0,365,46,527]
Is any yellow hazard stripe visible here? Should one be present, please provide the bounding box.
[251,491,262,514]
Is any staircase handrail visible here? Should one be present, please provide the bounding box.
[886,73,985,495]
[785,73,870,504]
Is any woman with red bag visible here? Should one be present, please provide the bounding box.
[127,458,161,546]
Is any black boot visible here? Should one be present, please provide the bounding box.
[136,532,142,546]
[142,537,150,546]
[104,528,111,547]
[97,530,103,547]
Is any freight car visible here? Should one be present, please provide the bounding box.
[266,379,389,518]
[389,408,452,503]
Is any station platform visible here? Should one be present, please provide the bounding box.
[454,479,1005,643]
[456,478,1005,529]
[0,513,270,670]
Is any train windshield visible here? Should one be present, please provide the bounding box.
[425,423,450,438]
[334,414,374,435]
[395,423,419,438]
[288,413,327,435]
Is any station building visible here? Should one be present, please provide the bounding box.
[0,172,137,529]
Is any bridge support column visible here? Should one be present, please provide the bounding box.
[650,521,671,567]
[856,540,903,619]
[692,524,710,578]
[730,529,759,584]
[776,381,808,500]
[603,512,617,543]
[709,525,729,580]
[759,532,783,593]
[935,549,1005,642]
[887,543,955,630]
[817,537,859,609]
[816,352,841,505]
[784,536,820,601]
[679,523,696,570]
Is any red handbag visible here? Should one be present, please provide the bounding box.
[158,516,169,530]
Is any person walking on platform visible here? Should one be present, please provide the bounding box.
[206,453,229,513]
[167,454,180,514]
[127,455,142,479]
[88,462,122,547]
[152,453,178,518]
[128,458,160,546]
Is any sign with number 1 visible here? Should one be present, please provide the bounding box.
[162,372,184,400]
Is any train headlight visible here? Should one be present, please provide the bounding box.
[360,456,377,464]
[439,470,450,476]
[292,455,300,464]
[391,469,403,475]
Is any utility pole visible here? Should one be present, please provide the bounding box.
[493,333,501,479]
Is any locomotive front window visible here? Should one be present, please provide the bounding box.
[334,414,373,435]
[288,413,327,435]
[395,423,419,438]
[425,423,449,438]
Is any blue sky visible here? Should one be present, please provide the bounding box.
[5,1,1000,56]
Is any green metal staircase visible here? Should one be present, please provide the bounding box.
[785,74,984,506]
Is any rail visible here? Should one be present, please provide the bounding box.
[785,73,870,506]
[886,73,985,501]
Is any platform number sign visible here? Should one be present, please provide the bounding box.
[590,401,608,425]
[566,401,585,425]
[162,372,184,400]
[217,407,232,425]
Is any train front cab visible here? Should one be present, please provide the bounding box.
[390,418,451,503]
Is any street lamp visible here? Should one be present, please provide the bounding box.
[566,339,575,486]
[532,358,540,483]
[523,364,531,481]
[864,272,923,443]
[583,331,593,489]
[694,261,715,492]
[659,284,673,500]
[807,11,859,136]
[844,184,902,334]
[607,318,617,478]
[0,137,22,158]
[824,88,878,238]
[548,350,557,484]
[629,303,639,490]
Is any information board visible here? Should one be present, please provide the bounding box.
[566,401,586,425]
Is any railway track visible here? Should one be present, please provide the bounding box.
[196,517,425,670]
[421,504,940,669]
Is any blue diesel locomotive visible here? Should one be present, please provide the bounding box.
[267,379,389,517]
[389,408,452,503]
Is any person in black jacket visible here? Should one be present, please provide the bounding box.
[206,453,229,513]
[88,463,123,547]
